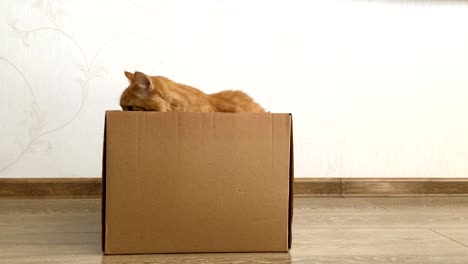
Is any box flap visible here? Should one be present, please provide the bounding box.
[101,112,108,253]
[288,114,294,250]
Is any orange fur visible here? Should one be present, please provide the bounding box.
[120,71,265,113]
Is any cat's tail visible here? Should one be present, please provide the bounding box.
[209,90,265,113]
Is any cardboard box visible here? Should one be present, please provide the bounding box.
[102,111,293,254]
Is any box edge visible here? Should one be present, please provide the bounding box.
[102,111,108,253]
[288,113,294,250]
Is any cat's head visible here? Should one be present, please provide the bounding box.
[120,71,170,111]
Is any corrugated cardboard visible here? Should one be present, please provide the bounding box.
[102,111,293,254]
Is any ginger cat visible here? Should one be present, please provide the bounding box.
[120,71,265,113]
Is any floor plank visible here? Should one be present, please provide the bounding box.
[1,197,468,263]
[428,228,468,248]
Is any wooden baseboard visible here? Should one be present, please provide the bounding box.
[294,178,342,197]
[1,178,468,198]
[0,178,102,198]
[341,178,468,197]
[295,178,468,197]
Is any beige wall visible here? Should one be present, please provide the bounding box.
[1,0,468,178]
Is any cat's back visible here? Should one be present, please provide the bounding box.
[209,90,265,113]
[148,75,264,113]
[156,76,207,96]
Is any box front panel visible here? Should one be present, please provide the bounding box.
[105,111,291,254]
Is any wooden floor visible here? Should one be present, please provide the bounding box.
[1,197,468,263]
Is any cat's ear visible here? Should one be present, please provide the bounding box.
[134,71,154,91]
[124,71,135,82]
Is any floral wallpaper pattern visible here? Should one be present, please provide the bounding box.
[1,0,166,177]
[1,0,468,178]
